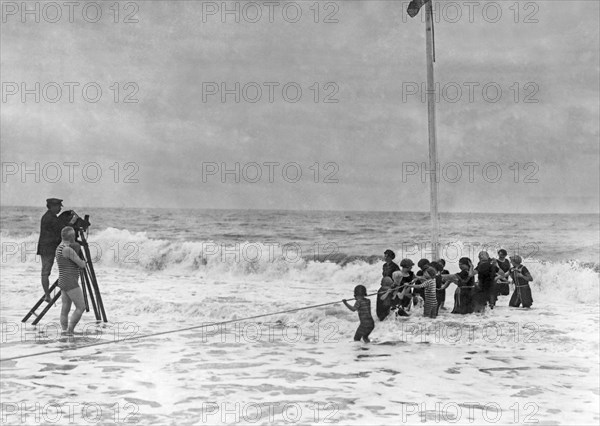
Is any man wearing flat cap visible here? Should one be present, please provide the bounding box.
[37,198,76,302]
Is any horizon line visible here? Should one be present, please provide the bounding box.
[1,204,598,216]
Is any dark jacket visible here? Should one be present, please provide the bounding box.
[37,210,67,256]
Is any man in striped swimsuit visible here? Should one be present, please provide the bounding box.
[56,227,87,334]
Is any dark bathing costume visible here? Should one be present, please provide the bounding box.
[377,260,400,321]
[475,259,498,309]
[509,265,533,308]
[452,270,475,315]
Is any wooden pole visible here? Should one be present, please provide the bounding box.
[425,1,440,260]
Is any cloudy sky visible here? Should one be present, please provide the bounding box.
[1,0,598,213]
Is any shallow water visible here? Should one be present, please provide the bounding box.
[1,265,598,425]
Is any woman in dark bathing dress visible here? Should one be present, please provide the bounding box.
[494,249,511,297]
[473,251,498,311]
[450,257,477,315]
[508,255,534,308]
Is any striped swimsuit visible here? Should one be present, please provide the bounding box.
[354,299,375,341]
[415,279,437,318]
[56,243,82,292]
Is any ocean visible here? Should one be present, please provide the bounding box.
[1,206,598,425]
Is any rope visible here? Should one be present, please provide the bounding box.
[0,292,378,363]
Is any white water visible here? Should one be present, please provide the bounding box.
[1,254,598,424]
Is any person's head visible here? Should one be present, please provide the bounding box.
[497,249,507,259]
[424,267,437,279]
[399,258,414,270]
[439,259,446,267]
[429,261,443,272]
[46,198,63,214]
[384,249,395,262]
[478,251,490,261]
[381,276,393,287]
[458,257,472,271]
[417,258,430,270]
[509,255,522,266]
[61,226,76,243]
[354,285,367,298]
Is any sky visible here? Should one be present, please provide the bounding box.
[1,0,599,213]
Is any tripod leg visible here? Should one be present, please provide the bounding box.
[22,280,59,323]
[79,230,108,322]
[80,270,90,312]
[32,290,62,326]
[83,267,100,321]
[84,257,107,322]
[92,279,107,323]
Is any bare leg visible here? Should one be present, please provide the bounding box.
[362,326,374,343]
[66,287,85,334]
[60,291,72,331]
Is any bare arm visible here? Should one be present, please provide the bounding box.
[342,299,358,312]
[408,280,428,289]
[441,274,458,284]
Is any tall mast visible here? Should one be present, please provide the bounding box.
[425,1,440,260]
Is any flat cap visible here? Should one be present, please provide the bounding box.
[46,198,63,205]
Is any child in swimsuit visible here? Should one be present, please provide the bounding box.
[343,285,375,342]
[407,267,438,318]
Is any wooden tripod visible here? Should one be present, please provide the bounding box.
[22,218,107,325]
